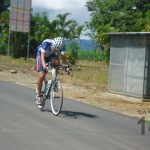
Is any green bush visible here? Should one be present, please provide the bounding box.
[66,41,79,65]
[78,49,110,62]
[65,41,110,64]
[0,43,7,55]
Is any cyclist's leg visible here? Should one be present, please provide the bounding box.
[37,72,45,97]
[36,55,45,103]
[50,55,60,75]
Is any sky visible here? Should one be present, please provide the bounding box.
[32,0,91,39]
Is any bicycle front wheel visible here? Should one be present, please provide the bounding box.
[50,80,63,116]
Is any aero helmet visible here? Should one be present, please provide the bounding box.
[52,37,64,51]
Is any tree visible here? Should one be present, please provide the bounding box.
[85,0,150,50]
[75,25,84,39]
[0,11,9,54]
[74,25,84,49]
[0,8,84,58]
[0,0,10,14]
[55,13,78,38]
[0,0,10,35]
[29,12,53,57]
[10,32,29,58]
[30,12,52,43]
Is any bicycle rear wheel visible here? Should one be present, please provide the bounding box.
[50,80,63,115]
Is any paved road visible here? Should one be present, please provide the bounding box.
[0,80,150,150]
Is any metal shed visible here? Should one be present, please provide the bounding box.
[108,32,150,99]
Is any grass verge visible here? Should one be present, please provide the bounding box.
[0,55,109,90]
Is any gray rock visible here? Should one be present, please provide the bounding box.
[10,70,17,74]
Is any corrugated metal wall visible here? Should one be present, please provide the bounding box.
[108,35,149,98]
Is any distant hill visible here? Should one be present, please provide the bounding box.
[80,39,96,50]
[65,39,96,50]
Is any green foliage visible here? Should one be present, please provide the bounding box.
[141,10,150,31]
[0,11,9,54]
[66,42,79,65]
[55,13,77,38]
[0,10,84,58]
[0,0,150,62]
[0,0,10,14]
[10,32,28,58]
[66,41,110,64]
[30,12,52,43]
[85,0,150,51]
[0,43,7,55]
[30,12,83,58]
[0,27,8,55]
[78,49,109,62]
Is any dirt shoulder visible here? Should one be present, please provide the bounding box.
[0,69,150,120]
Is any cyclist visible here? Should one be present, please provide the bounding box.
[36,37,66,105]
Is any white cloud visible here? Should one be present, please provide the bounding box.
[32,0,90,24]
[32,0,87,10]
[32,0,90,39]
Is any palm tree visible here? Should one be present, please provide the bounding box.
[55,13,77,38]
[49,19,58,38]
[75,25,84,48]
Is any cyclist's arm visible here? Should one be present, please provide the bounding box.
[60,52,71,74]
[60,53,66,64]
[41,51,47,69]
[60,47,66,64]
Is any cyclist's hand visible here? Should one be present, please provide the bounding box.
[44,68,48,73]
[65,66,70,75]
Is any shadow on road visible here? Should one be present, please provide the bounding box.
[40,109,52,113]
[38,108,98,119]
[59,110,98,119]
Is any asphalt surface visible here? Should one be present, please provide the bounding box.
[0,80,150,150]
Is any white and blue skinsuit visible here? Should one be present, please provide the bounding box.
[36,39,65,72]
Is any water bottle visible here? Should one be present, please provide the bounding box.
[44,80,51,97]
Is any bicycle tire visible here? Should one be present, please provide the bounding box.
[50,80,63,115]
[35,80,46,110]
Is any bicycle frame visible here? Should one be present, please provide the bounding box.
[43,63,57,97]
